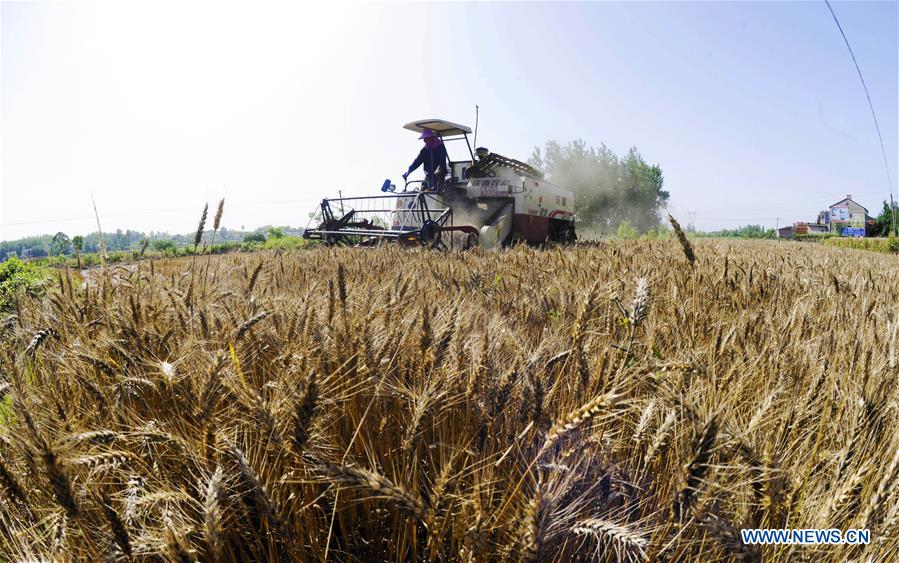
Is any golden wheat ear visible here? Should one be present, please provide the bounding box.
[571,518,649,559]
[539,391,622,460]
[100,492,132,558]
[290,371,318,455]
[204,466,225,558]
[672,415,718,521]
[667,214,695,265]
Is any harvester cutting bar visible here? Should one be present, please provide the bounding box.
[304,192,468,249]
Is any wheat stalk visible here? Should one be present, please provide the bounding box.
[194,203,208,251]
[101,492,132,558]
[226,443,287,539]
[71,451,136,471]
[571,518,649,559]
[291,371,318,455]
[668,214,695,265]
[236,310,270,340]
[166,525,195,563]
[204,198,225,292]
[520,480,547,562]
[204,466,224,558]
[672,415,718,520]
[315,460,427,519]
[627,277,651,328]
[862,443,899,529]
[539,391,621,459]
[25,328,58,358]
[0,457,32,520]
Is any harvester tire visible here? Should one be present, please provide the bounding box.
[420,220,440,247]
[560,226,577,244]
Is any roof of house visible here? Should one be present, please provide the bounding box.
[829,195,868,212]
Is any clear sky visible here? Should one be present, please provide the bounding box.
[2,1,897,240]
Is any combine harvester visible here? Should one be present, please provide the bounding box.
[303,119,576,249]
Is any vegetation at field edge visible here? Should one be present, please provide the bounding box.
[824,235,899,255]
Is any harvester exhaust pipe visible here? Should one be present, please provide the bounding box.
[479,202,514,249]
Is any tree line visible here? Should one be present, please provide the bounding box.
[529,139,669,235]
[1,226,303,260]
[698,225,777,239]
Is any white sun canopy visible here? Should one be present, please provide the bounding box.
[403,119,472,137]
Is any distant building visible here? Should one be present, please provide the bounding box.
[828,194,871,235]
[791,222,829,236]
[788,194,875,238]
[777,226,793,239]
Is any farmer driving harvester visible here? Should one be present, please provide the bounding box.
[402,128,448,191]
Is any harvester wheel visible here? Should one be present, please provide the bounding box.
[560,226,577,244]
[420,220,441,248]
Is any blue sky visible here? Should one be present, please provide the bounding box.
[1,1,896,239]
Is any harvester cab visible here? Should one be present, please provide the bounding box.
[302,119,576,249]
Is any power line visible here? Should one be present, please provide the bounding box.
[824,0,896,235]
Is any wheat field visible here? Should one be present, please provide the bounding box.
[1,240,898,562]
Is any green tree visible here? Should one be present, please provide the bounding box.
[244,232,266,244]
[869,200,898,237]
[267,227,284,239]
[0,257,47,310]
[72,236,84,269]
[109,229,129,251]
[529,140,669,235]
[50,232,70,256]
[151,239,176,254]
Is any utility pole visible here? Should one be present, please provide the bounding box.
[891,192,897,236]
